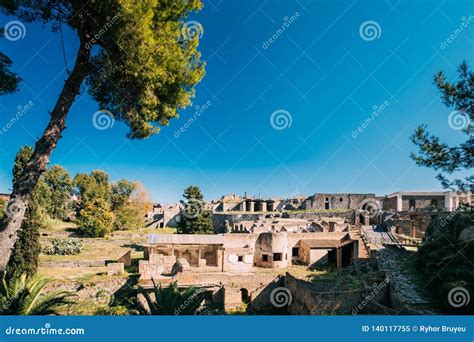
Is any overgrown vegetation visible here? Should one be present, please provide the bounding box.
[43,239,84,256]
[0,274,74,315]
[73,171,152,237]
[5,147,45,280]
[0,0,205,275]
[136,281,221,315]
[416,212,474,314]
[178,185,214,234]
[410,61,473,314]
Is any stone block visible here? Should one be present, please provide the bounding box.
[107,262,124,276]
[117,250,132,267]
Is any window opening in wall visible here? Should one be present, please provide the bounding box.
[240,288,250,304]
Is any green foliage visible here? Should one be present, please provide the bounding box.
[2,0,205,138]
[5,146,47,280]
[12,145,33,184]
[178,185,214,234]
[77,198,114,237]
[0,274,74,315]
[73,170,111,204]
[74,172,152,234]
[0,198,5,219]
[136,281,221,315]
[74,170,114,237]
[86,0,206,138]
[110,180,148,231]
[112,203,144,231]
[95,305,129,316]
[111,179,135,211]
[416,212,474,314]
[411,61,473,192]
[43,165,72,220]
[5,199,44,280]
[183,185,204,201]
[43,238,83,255]
[178,210,214,234]
[11,146,73,221]
[0,52,21,95]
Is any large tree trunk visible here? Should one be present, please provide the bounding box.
[0,39,91,276]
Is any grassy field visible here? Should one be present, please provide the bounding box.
[38,220,172,281]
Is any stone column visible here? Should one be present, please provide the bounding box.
[261,201,267,212]
[336,248,342,269]
[396,194,403,212]
[241,201,246,212]
[249,201,254,212]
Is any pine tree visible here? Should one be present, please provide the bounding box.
[178,185,214,234]
[0,0,205,274]
[411,61,473,192]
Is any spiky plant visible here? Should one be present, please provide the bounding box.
[137,281,221,315]
[0,274,74,315]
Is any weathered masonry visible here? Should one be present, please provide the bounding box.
[140,231,357,280]
[382,191,472,212]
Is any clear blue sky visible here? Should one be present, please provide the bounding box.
[0,0,473,203]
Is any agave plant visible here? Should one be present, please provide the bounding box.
[0,274,74,315]
[137,281,222,315]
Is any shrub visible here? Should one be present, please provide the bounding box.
[0,274,74,315]
[0,198,5,219]
[43,238,83,255]
[416,211,474,314]
[95,305,129,316]
[77,198,113,237]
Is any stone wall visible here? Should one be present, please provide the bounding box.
[385,211,450,239]
[39,260,106,268]
[302,193,375,211]
[213,213,265,231]
[401,195,445,211]
[383,197,398,211]
[213,210,356,231]
[285,273,388,315]
[287,211,355,225]
[222,247,254,272]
